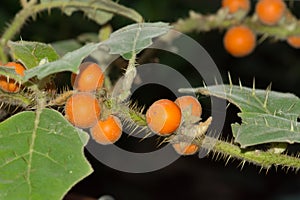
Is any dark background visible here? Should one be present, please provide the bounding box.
[1,1,300,200]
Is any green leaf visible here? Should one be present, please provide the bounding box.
[8,41,60,69]
[180,84,300,148]
[40,0,143,24]
[24,43,99,80]
[104,22,172,59]
[0,108,93,200]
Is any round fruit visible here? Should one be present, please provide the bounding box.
[222,0,250,14]
[287,36,300,49]
[146,99,182,136]
[72,62,104,92]
[223,25,256,57]
[0,62,26,93]
[174,95,202,117]
[172,143,199,156]
[90,115,122,145]
[255,0,286,25]
[65,92,101,128]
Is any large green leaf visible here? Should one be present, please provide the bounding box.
[8,41,60,69]
[24,43,99,80]
[180,84,300,148]
[0,108,93,200]
[103,22,172,59]
[40,0,143,24]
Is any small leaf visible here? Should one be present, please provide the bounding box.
[8,41,60,69]
[180,84,300,147]
[0,108,93,200]
[104,22,172,59]
[24,43,99,80]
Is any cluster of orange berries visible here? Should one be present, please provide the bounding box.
[222,0,300,57]
[65,63,205,155]
[0,62,26,93]
[65,62,123,145]
[146,95,203,156]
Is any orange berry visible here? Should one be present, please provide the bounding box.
[146,99,182,136]
[222,0,250,14]
[286,36,300,49]
[90,115,122,145]
[65,92,101,128]
[174,96,202,117]
[72,62,104,92]
[172,143,199,156]
[0,62,26,93]
[223,25,256,57]
[255,0,286,25]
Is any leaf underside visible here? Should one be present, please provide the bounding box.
[0,109,93,200]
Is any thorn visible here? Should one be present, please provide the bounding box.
[202,80,207,88]
[238,78,243,90]
[263,83,272,108]
[228,71,233,87]
[226,102,231,109]
[291,121,294,132]
[139,131,153,142]
[214,77,218,85]
[264,117,269,127]
[252,77,255,96]
[225,155,231,166]
[287,102,296,112]
[265,167,270,175]
[240,160,246,170]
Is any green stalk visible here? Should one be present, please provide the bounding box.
[212,138,300,170]
[173,10,300,38]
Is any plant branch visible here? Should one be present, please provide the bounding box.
[173,9,300,38]
[209,138,300,171]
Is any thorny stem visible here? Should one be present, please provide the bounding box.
[173,9,300,38]
[123,104,300,171]
[0,0,143,62]
[0,91,33,108]
[210,138,300,171]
